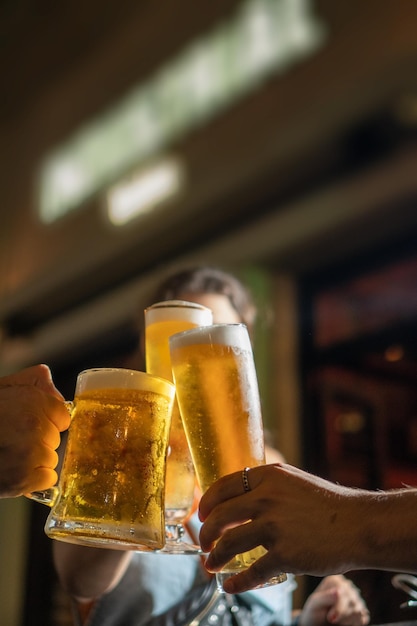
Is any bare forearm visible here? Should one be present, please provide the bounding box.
[351,487,417,573]
[53,542,132,600]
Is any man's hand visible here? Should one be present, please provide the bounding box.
[0,364,70,497]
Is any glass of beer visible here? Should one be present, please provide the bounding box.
[169,323,287,589]
[144,300,213,554]
[29,368,175,551]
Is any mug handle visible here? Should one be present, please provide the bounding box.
[25,400,73,507]
[27,486,60,507]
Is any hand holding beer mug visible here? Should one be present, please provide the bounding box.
[145,300,212,554]
[28,368,175,551]
[169,324,287,590]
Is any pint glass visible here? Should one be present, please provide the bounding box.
[145,300,212,552]
[38,368,175,550]
[169,324,287,587]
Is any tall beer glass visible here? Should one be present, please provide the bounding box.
[31,368,175,551]
[144,300,213,553]
[169,324,287,589]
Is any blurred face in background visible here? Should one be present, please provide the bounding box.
[177,292,242,325]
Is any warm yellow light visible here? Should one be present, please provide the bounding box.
[106,158,184,226]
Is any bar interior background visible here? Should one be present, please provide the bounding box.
[2,1,417,624]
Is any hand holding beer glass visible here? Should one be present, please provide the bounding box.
[144,300,213,553]
[29,368,175,551]
[169,323,287,590]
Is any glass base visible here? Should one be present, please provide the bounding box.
[156,522,203,555]
[156,539,203,555]
[215,570,287,592]
[47,519,163,551]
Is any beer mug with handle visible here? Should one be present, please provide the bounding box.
[28,367,175,551]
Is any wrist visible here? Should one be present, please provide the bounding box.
[342,488,417,572]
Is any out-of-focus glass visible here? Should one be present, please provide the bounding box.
[145,300,213,553]
[29,367,175,551]
[169,323,287,588]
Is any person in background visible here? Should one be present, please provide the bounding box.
[0,364,70,498]
[199,461,417,594]
[53,265,369,626]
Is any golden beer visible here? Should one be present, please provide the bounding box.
[169,325,264,493]
[145,301,212,520]
[46,368,175,550]
[170,324,285,578]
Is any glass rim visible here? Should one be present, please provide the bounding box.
[144,299,212,312]
[144,299,213,326]
[75,367,175,397]
[168,322,249,348]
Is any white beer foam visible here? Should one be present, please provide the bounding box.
[145,300,213,325]
[169,323,252,351]
[76,367,175,398]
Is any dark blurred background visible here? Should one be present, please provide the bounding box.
[1,1,417,624]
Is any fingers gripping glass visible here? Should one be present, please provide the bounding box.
[28,401,74,506]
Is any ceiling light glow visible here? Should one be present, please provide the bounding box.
[106,158,184,226]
